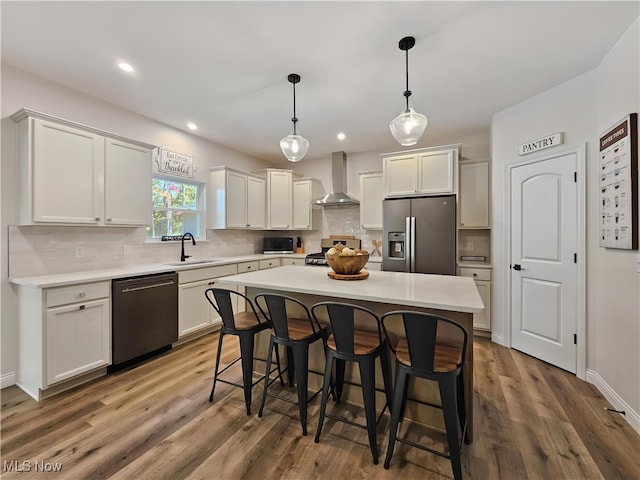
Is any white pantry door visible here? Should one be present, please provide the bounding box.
[510,152,578,373]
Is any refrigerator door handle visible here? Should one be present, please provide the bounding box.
[410,216,416,272]
[405,216,412,272]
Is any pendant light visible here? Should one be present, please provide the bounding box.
[389,36,428,146]
[280,73,309,162]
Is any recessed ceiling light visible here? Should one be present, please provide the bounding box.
[337,132,346,141]
[186,122,198,130]
[118,62,134,73]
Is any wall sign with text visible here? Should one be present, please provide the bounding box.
[599,113,637,250]
[154,147,194,178]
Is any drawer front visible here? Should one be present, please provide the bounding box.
[281,258,304,266]
[459,267,491,281]
[237,261,259,273]
[46,281,110,308]
[259,258,281,270]
[178,264,238,284]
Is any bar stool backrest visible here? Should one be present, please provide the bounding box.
[312,302,383,355]
[205,288,263,330]
[381,311,467,374]
[255,294,318,340]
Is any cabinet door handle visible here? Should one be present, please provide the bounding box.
[79,305,85,310]
[106,218,112,222]
[208,281,216,285]
[78,291,86,297]
[473,273,477,277]
[95,217,100,221]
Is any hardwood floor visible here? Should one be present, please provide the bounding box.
[1,334,639,479]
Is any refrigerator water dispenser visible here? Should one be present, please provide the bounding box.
[388,232,405,259]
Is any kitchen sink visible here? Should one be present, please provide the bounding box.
[163,259,225,266]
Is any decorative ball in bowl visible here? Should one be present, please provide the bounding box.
[325,246,369,275]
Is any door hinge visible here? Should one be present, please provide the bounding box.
[574,172,577,182]
[574,253,577,263]
[574,333,577,344]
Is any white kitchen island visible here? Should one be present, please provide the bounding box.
[219,265,484,440]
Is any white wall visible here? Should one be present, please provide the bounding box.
[491,18,639,428]
[592,18,640,424]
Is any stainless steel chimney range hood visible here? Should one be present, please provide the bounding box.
[313,151,360,206]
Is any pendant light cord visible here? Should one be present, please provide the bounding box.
[291,81,298,135]
[404,47,411,110]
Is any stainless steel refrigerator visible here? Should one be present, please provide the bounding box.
[382,195,457,275]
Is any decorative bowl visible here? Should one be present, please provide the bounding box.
[325,253,369,275]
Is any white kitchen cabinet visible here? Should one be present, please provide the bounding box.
[265,169,293,229]
[209,167,265,229]
[292,178,322,230]
[383,144,459,198]
[105,138,153,225]
[177,263,238,338]
[247,175,266,229]
[359,171,383,229]
[459,267,491,332]
[12,109,153,226]
[16,281,111,400]
[459,161,490,229]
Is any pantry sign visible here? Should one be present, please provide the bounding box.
[518,132,563,155]
[155,147,194,178]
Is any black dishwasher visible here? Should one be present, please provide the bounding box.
[111,272,178,369]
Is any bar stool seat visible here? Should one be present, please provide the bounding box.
[312,301,393,465]
[205,288,282,416]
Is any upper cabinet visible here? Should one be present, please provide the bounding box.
[459,160,490,229]
[383,144,459,198]
[359,171,383,229]
[208,167,265,229]
[292,178,322,230]
[265,169,293,230]
[12,109,153,226]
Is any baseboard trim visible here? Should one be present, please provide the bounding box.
[491,332,505,346]
[586,369,640,435]
[1,372,16,389]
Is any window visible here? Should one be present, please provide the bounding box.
[149,177,204,239]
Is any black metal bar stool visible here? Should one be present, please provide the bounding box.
[380,310,469,480]
[255,293,328,436]
[205,288,282,415]
[311,301,393,465]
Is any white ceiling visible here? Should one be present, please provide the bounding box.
[2,1,638,164]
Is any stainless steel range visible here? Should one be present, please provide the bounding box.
[305,238,361,266]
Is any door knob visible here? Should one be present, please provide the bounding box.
[512,264,523,271]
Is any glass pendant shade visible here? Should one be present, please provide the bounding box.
[389,108,428,146]
[280,133,309,163]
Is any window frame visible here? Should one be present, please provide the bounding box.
[149,175,206,241]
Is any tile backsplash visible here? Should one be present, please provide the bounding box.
[8,226,266,278]
[11,206,494,278]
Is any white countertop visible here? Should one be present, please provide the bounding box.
[9,253,307,288]
[219,265,484,314]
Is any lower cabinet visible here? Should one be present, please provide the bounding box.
[177,264,238,338]
[16,281,111,400]
[459,267,492,332]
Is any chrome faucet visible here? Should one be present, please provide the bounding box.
[180,232,196,262]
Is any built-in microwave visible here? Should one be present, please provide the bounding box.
[263,237,294,254]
